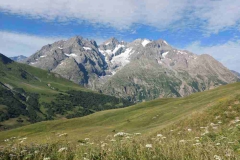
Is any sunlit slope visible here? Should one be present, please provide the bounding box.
[0,53,132,129]
[1,82,239,143]
[0,53,89,95]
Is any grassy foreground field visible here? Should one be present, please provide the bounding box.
[0,82,240,159]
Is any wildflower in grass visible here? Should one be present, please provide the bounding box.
[170,130,174,132]
[4,139,9,142]
[218,121,222,124]
[58,133,68,137]
[21,149,27,154]
[43,157,51,160]
[215,143,220,146]
[110,139,116,142]
[58,147,67,152]
[9,154,16,157]
[214,155,222,160]
[193,143,201,146]
[114,132,128,137]
[134,133,141,135]
[34,150,39,154]
[212,126,218,130]
[83,158,89,160]
[157,134,163,137]
[210,123,217,126]
[179,140,186,143]
[187,128,192,132]
[101,143,108,147]
[146,144,152,148]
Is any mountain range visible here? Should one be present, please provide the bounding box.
[10,55,27,62]
[24,36,239,102]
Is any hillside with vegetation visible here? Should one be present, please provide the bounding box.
[0,53,132,130]
[0,81,239,159]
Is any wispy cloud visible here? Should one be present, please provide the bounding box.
[2,0,240,34]
[184,40,240,72]
[0,31,65,57]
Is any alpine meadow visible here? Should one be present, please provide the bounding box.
[1,0,240,160]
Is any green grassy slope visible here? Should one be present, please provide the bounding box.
[0,53,132,130]
[1,81,239,144]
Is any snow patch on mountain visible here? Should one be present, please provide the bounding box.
[162,52,169,58]
[142,39,151,47]
[113,44,124,54]
[83,47,92,50]
[65,53,77,57]
[163,40,168,45]
[111,48,133,66]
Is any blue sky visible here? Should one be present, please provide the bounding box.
[0,0,240,72]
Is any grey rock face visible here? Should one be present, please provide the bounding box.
[25,37,239,102]
[25,36,106,88]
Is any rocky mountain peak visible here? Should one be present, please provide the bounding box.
[24,36,239,102]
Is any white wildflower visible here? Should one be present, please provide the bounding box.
[215,143,220,146]
[145,144,152,148]
[134,133,141,135]
[43,157,51,160]
[187,129,192,132]
[157,134,163,137]
[214,155,222,160]
[110,139,116,142]
[114,132,129,137]
[193,143,201,146]
[179,140,186,143]
[58,147,67,152]
[101,143,108,147]
[21,150,27,154]
[58,133,68,137]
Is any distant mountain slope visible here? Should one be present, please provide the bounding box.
[25,36,239,102]
[231,70,240,78]
[10,55,27,62]
[0,53,132,130]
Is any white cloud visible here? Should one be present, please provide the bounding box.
[1,0,240,33]
[184,40,240,72]
[191,0,240,33]
[0,0,188,30]
[0,31,65,57]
